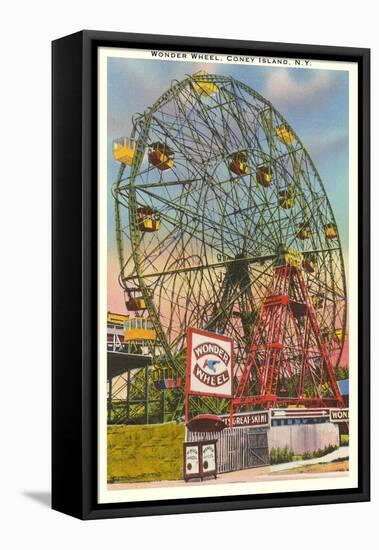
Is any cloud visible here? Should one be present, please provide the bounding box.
[107,58,219,137]
[265,69,339,107]
[307,129,348,160]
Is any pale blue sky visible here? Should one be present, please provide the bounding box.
[107,57,349,253]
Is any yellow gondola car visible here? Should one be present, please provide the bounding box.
[283,248,303,269]
[124,317,156,342]
[193,79,217,96]
[112,137,135,165]
[276,124,295,144]
[333,329,345,344]
[256,166,272,187]
[279,189,295,209]
[324,223,338,240]
[297,223,311,240]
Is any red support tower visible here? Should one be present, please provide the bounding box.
[232,264,344,414]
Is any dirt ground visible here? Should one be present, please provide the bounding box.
[271,460,349,475]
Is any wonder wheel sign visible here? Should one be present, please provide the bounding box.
[186,328,233,399]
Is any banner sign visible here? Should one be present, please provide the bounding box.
[223,411,270,428]
[330,408,349,422]
[187,328,233,398]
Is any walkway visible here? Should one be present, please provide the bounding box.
[108,447,349,491]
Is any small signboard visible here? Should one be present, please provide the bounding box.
[201,442,217,477]
[330,408,349,422]
[184,443,200,480]
[186,328,233,399]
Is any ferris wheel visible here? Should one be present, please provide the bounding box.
[112,72,347,386]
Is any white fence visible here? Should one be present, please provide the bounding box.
[188,427,269,473]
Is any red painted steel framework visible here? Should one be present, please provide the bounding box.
[231,264,344,415]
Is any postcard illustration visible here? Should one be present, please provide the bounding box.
[98,47,357,503]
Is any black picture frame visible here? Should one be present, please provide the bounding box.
[52,30,370,520]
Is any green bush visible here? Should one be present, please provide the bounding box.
[270,446,294,465]
[340,434,349,446]
[301,444,338,461]
[271,443,338,465]
[270,447,278,464]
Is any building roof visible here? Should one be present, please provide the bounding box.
[107,351,152,379]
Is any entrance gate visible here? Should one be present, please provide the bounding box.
[188,427,269,474]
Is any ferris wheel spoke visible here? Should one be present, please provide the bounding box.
[188,88,237,158]
[137,186,258,254]
[165,258,275,354]
[206,259,275,329]
[174,90,222,165]
[159,90,226,168]
[123,253,277,282]
[119,176,204,191]
[221,84,260,147]
[198,168,283,256]
[118,193,187,281]
[114,73,347,386]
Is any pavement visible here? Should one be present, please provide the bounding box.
[108,447,349,491]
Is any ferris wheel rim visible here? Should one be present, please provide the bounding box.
[114,73,348,373]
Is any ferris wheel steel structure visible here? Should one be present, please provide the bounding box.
[112,73,347,418]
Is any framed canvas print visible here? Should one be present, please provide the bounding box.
[52,31,370,519]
